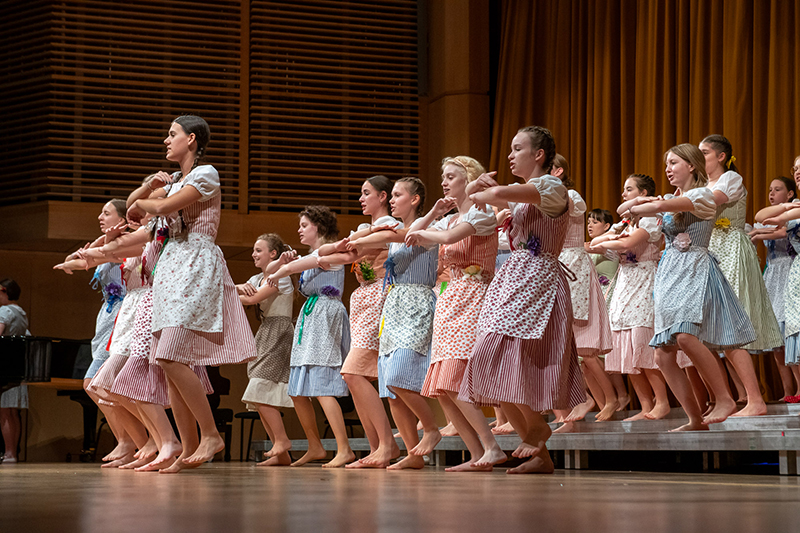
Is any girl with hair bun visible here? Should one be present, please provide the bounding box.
[126,116,257,472]
[236,233,295,466]
[625,143,755,431]
[267,205,354,468]
[348,177,442,470]
[700,134,781,417]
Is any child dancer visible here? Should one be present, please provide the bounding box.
[585,209,619,308]
[316,176,402,468]
[126,115,257,472]
[0,279,30,463]
[592,174,670,421]
[406,156,507,471]
[552,155,618,425]
[750,177,800,400]
[237,234,294,466]
[626,143,755,431]
[459,126,584,474]
[267,206,354,468]
[348,178,442,470]
[700,134,782,417]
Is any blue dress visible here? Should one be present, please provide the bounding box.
[378,242,438,398]
[287,254,350,397]
[86,262,125,379]
[783,221,800,365]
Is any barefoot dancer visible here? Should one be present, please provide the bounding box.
[626,143,755,431]
[551,155,617,426]
[701,135,782,417]
[750,176,800,401]
[406,156,507,472]
[316,176,402,468]
[126,115,256,472]
[0,279,30,464]
[237,234,295,467]
[348,178,442,470]
[459,126,585,474]
[592,174,671,421]
[267,206,355,468]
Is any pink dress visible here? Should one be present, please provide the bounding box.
[150,166,257,367]
[422,207,497,397]
[459,176,585,411]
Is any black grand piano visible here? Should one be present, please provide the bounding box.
[1,336,97,460]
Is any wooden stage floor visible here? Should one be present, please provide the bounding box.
[1,463,799,533]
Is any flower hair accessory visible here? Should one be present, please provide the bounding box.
[674,233,691,252]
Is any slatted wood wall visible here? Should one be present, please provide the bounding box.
[1,0,420,214]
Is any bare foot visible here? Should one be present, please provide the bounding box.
[439,422,459,437]
[565,397,596,422]
[703,398,737,425]
[594,399,620,421]
[159,451,203,474]
[103,441,136,462]
[119,450,157,470]
[552,414,565,423]
[512,423,552,458]
[386,454,426,470]
[257,451,292,466]
[669,421,709,432]
[136,441,182,472]
[265,440,292,459]
[616,394,631,411]
[488,419,498,427]
[552,421,575,433]
[349,442,401,469]
[409,429,442,456]
[323,449,356,468]
[101,453,136,468]
[623,410,649,422]
[470,445,508,468]
[290,448,327,467]
[182,434,225,465]
[702,401,715,418]
[445,460,493,472]
[730,400,768,418]
[491,422,516,435]
[644,402,671,420]
[507,449,555,474]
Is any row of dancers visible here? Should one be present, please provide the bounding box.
[51,116,800,474]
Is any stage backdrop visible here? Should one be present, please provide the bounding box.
[489,0,800,220]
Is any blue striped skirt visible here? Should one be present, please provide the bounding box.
[378,347,430,399]
[288,365,349,397]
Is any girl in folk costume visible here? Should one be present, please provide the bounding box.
[237,234,295,466]
[750,176,800,401]
[551,155,619,426]
[348,178,441,470]
[0,279,30,463]
[126,116,256,472]
[591,174,670,421]
[315,176,403,468]
[701,134,782,417]
[405,156,506,471]
[625,143,755,431]
[267,206,354,468]
[585,209,619,309]
[459,126,584,474]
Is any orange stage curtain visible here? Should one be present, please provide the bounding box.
[489,0,800,400]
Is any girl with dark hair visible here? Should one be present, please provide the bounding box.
[458,126,584,473]
[700,134,781,417]
[347,177,442,470]
[625,144,755,431]
[125,116,257,472]
[592,174,671,421]
[0,278,29,463]
[236,234,296,466]
[267,206,354,468]
[315,176,404,468]
[585,208,619,308]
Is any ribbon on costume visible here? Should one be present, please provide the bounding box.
[297,294,319,345]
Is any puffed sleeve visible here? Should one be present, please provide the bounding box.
[459,206,498,236]
[710,171,745,203]
[567,189,587,217]
[0,306,12,326]
[531,175,569,218]
[372,215,402,229]
[246,273,262,289]
[278,276,294,295]
[682,187,717,220]
[352,222,371,236]
[310,248,343,271]
[183,165,221,202]
[637,216,662,242]
[431,213,456,232]
[753,222,777,230]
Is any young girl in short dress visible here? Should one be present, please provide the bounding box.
[406,156,507,471]
[626,143,755,431]
[126,115,256,472]
[592,174,670,421]
[459,126,584,474]
[750,176,800,400]
[349,178,442,470]
[700,134,782,417]
[237,234,294,466]
[267,206,354,468]
[585,208,619,309]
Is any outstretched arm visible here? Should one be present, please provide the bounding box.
[405,222,475,247]
[755,203,800,223]
[470,182,542,212]
[630,196,693,216]
[348,227,408,252]
[267,254,319,286]
[127,186,202,225]
[407,198,458,232]
[240,282,280,306]
[592,227,649,252]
